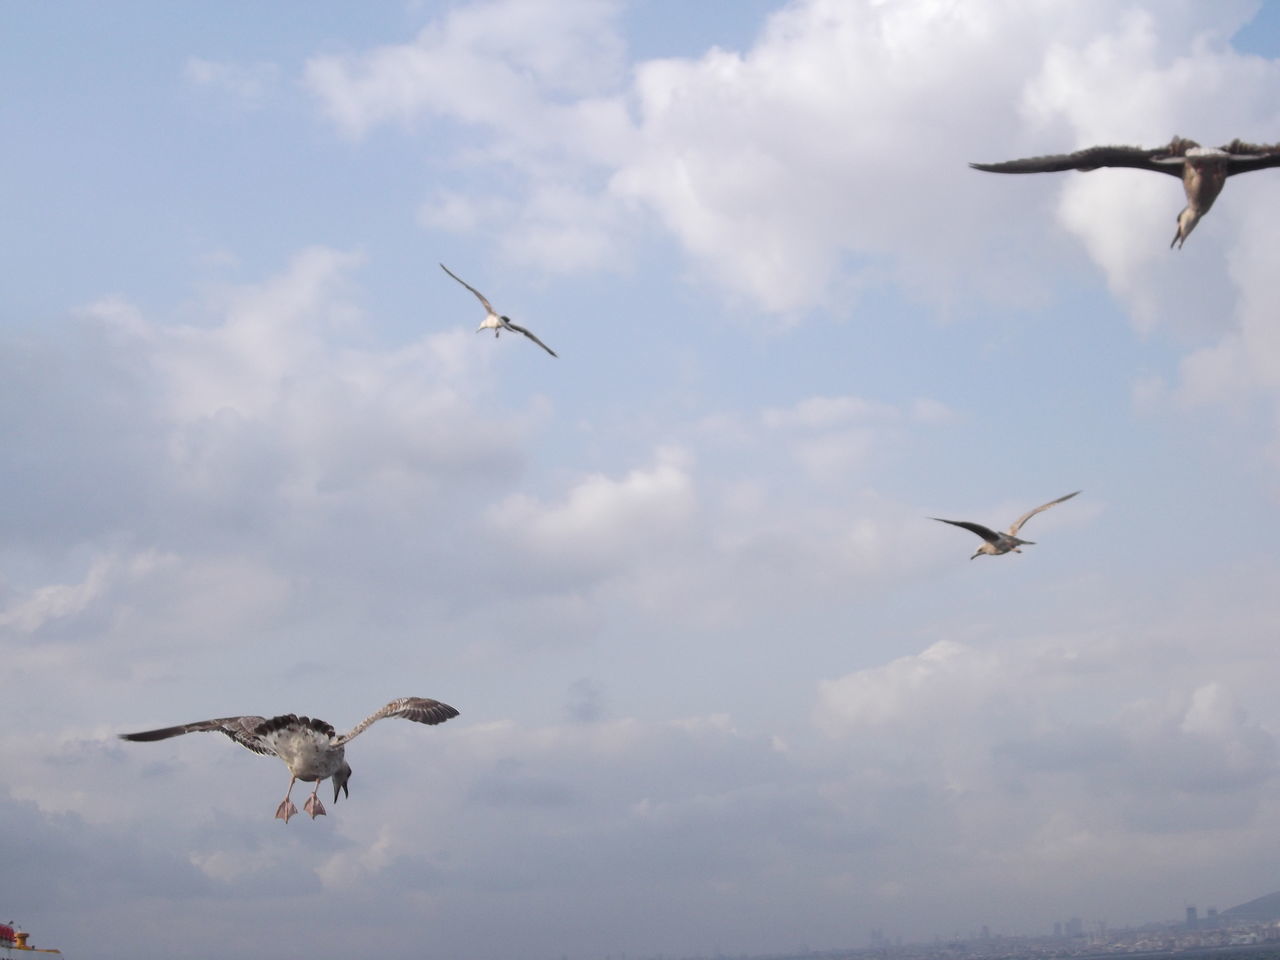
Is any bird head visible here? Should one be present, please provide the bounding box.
[333,762,352,803]
[1171,207,1200,248]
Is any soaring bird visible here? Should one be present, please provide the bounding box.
[119,697,459,822]
[932,491,1081,560]
[440,262,557,357]
[971,137,1280,247]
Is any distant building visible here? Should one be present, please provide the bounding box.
[1187,906,1199,930]
[1053,922,1063,938]
[1065,918,1084,938]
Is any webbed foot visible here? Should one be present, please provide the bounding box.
[275,799,298,823]
[303,794,327,819]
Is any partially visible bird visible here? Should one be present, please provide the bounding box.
[119,697,459,822]
[440,262,557,357]
[971,137,1280,247]
[932,491,1081,560]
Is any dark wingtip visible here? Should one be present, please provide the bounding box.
[119,728,176,742]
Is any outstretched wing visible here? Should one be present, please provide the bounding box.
[335,697,460,746]
[931,517,1001,544]
[1222,141,1280,175]
[971,144,1189,178]
[119,716,276,757]
[440,263,496,313]
[1008,490,1081,536]
[503,320,558,358]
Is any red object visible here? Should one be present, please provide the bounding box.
[0,925,14,943]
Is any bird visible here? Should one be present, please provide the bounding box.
[119,697,459,822]
[971,137,1280,247]
[932,491,1080,559]
[440,262,557,357]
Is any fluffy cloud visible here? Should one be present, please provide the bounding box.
[817,633,1279,833]
[487,445,696,574]
[306,0,628,142]
[305,0,1280,433]
[10,248,534,544]
[307,0,1270,318]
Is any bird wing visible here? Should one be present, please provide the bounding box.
[335,697,460,746]
[118,716,276,757]
[1007,490,1081,536]
[970,144,1188,178]
[502,320,558,357]
[1222,141,1280,175]
[440,263,496,313]
[931,517,1001,543]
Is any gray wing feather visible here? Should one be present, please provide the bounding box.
[971,144,1189,178]
[118,716,276,757]
[931,517,1001,543]
[1007,490,1081,536]
[503,321,558,357]
[335,697,460,746]
[440,263,496,313]
[1222,141,1280,175]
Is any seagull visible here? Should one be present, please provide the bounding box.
[119,697,459,822]
[971,137,1280,247]
[932,491,1081,559]
[440,262,557,357]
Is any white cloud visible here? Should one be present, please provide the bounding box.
[305,0,628,145]
[487,446,697,575]
[815,639,989,736]
[304,0,1280,451]
[75,248,532,515]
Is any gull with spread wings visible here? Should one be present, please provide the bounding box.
[932,491,1081,560]
[440,262,557,357]
[971,137,1280,247]
[119,697,459,822]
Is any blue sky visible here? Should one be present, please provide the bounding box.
[5,2,1280,959]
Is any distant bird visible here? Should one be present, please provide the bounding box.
[932,491,1081,560]
[119,697,459,822]
[971,137,1280,247]
[440,262,557,357]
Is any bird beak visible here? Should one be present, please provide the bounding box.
[1171,209,1197,249]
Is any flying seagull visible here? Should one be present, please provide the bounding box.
[440,262,557,357]
[971,137,1280,247]
[119,697,459,822]
[932,491,1081,559]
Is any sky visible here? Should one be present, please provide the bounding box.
[4,1,1280,958]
